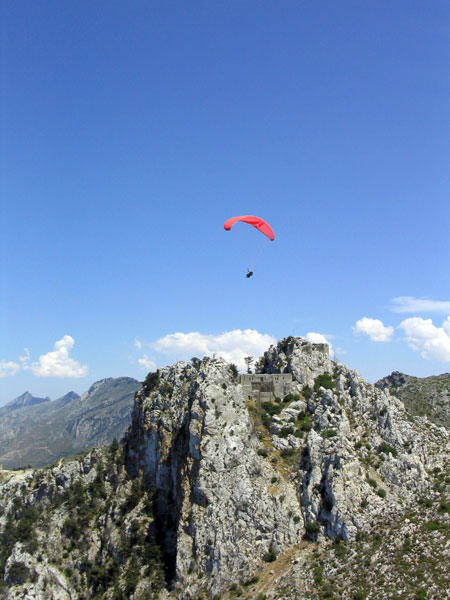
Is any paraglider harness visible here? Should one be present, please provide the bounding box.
[246,270,253,278]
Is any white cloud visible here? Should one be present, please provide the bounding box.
[0,361,20,378]
[305,332,333,353]
[398,317,450,362]
[152,329,276,372]
[390,296,450,314]
[30,335,88,377]
[353,318,394,342]
[19,348,30,364]
[134,338,143,350]
[444,317,450,337]
[138,354,157,371]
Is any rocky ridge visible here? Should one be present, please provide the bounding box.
[376,370,450,430]
[0,338,449,599]
[0,377,141,469]
[4,392,52,411]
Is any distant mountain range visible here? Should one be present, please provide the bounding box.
[0,377,141,469]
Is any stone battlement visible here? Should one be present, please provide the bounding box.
[240,373,294,402]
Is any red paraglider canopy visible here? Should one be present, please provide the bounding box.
[223,215,275,241]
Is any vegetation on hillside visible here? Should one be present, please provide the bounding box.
[0,441,165,599]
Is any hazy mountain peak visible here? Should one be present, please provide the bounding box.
[54,391,81,407]
[4,391,51,410]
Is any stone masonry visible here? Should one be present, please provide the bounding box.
[240,373,294,402]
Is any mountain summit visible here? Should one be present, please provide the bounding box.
[4,392,51,410]
[0,338,449,599]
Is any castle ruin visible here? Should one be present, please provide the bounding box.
[240,373,294,402]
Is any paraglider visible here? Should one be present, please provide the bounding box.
[224,215,274,278]
[223,215,275,241]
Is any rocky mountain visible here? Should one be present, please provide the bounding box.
[0,377,141,469]
[0,338,449,599]
[4,392,52,411]
[376,371,450,430]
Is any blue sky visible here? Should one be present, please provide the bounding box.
[1,0,449,404]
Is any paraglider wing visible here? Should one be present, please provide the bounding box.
[223,215,275,241]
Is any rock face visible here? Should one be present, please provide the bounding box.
[125,360,301,597]
[0,337,449,599]
[261,337,333,387]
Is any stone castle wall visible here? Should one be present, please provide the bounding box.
[240,373,294,402]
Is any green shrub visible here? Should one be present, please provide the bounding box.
[376,488,386,499]
[419,497,433,508]
[283,393,300,403]
[190,357,201,369]
[7,562,32,584]
[322,429,337,439]
[63,518,81,539]
[89,474,107,499]
[280,448,295,458]
[314,373,335,392]
[262,544,276,562]
[403,537,412,552]
[125,478,143,511]
[160,381,173,397]
[377,442,398,458]
[302,385,312,399]
[143,370,160,395]
[14,506,39,543]
[261,413,271,428]
[306,521,320,537]
[279,426,294,438]
[261,402,282,416]
[297,413,312,432]
[313,564,323,584]
[229,364,239,379]
[108,437,120,457]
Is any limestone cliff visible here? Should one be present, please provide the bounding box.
[124,359,301,597]
[0,337,449,599]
